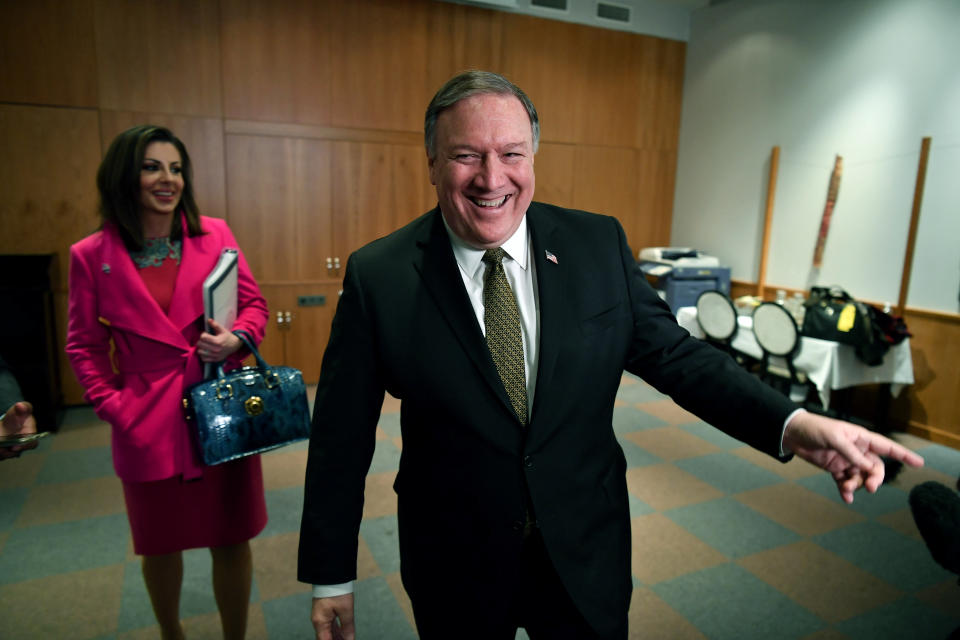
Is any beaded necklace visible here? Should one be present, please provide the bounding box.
[130,237,182,269]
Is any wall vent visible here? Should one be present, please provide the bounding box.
[597,2,630,23]
[530,0,568,11]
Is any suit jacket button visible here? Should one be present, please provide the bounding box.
[523,455,533,469]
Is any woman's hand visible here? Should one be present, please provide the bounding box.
[195,318,243,362]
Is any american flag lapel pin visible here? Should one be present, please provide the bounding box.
[545,250,558,265]
[101,263,111,274]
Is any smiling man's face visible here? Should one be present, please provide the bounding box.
[429,92,535,249]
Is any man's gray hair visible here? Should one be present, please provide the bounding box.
[424,70,540,160]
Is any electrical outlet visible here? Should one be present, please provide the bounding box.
[297,295,326,307]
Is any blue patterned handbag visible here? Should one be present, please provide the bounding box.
[183,331,311,465]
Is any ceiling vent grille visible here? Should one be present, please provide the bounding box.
[597,2,630,23]
[530,0,568,10]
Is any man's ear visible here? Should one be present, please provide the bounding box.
[427,154,437,186]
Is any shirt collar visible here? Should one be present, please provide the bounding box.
[444,215,529,280]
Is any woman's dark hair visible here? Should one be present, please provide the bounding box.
[96,124,203,250]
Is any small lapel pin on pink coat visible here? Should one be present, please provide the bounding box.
[102,263,111,273]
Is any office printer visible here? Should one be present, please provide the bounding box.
[638,247,731,313]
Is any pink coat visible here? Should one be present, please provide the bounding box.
[65,216,268,482]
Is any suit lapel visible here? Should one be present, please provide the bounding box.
[167,216,217,333]
[527,204,564,426]
[413,209,515,419]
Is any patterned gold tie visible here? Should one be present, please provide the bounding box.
[482,248,528,425]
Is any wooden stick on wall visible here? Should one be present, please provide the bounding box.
[897,137,932,316]
[756,145,780,299]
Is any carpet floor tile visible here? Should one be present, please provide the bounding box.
[613,406,668,434]
[629,586,709,639]
[359,514,402,576]
[623,425,723,461]
[0,564,125,639]
[678,421,749,450]
[634,398,700,425]
[736,541,903,622]
[615,375,668,404]
[626,463,725,511]
[673,452,785,494]
[355,575,418,639]
[729,446,824,480]
[733,483,866,537]
[260,485,305,538]
[797,472,912,517]
[36,446,115,484]
[250,531,306,601]
[666,497,802,559]
[832,596,960,639]
[653,563,825,640]
[813,522,956,591]
[17,475,125,527]
[631,512,727,585]
[0,513,130,584]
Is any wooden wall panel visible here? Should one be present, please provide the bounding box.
[94,0,221,116]
[501,15,587,146]
[225,135,333,283]
[573,29,644,147]
[99,112,227,218]
[55,292,87,406]
[426,2,505,93]
[258,283,340,383]
[630,149,678,252]
[331,141,390,262]
[331,141,430,259]
[0,105,101,289]
[533,142,576,209]
[220,0,334,124]
[0,0,98,107]
[633,37,686,151]
[327,0,431,132]
[571,146,639,239]
[392,144,437,223]
[900,311,960,448]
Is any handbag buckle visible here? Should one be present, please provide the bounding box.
[264,371,281,389]
[244,396,265,417]
[216,382,234,400]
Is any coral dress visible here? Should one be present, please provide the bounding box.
[121,238,267,555]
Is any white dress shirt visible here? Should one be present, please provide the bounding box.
[445,216,539,418]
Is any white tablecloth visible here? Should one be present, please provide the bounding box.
[676,306,914,409]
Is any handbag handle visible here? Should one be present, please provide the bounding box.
[232,329,272,370]
[807,285,853,305]
[209,330,270,381]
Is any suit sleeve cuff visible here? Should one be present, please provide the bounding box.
[781,408,807,457]
[313,581,355,598]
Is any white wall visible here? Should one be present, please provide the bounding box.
[671,0,960,313]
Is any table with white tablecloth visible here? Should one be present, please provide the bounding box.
[676,306,914,409]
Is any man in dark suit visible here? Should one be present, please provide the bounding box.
[298,71,923,640]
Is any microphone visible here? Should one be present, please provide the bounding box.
[908,481,960,578]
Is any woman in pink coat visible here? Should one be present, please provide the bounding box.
[66,125,269,640]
